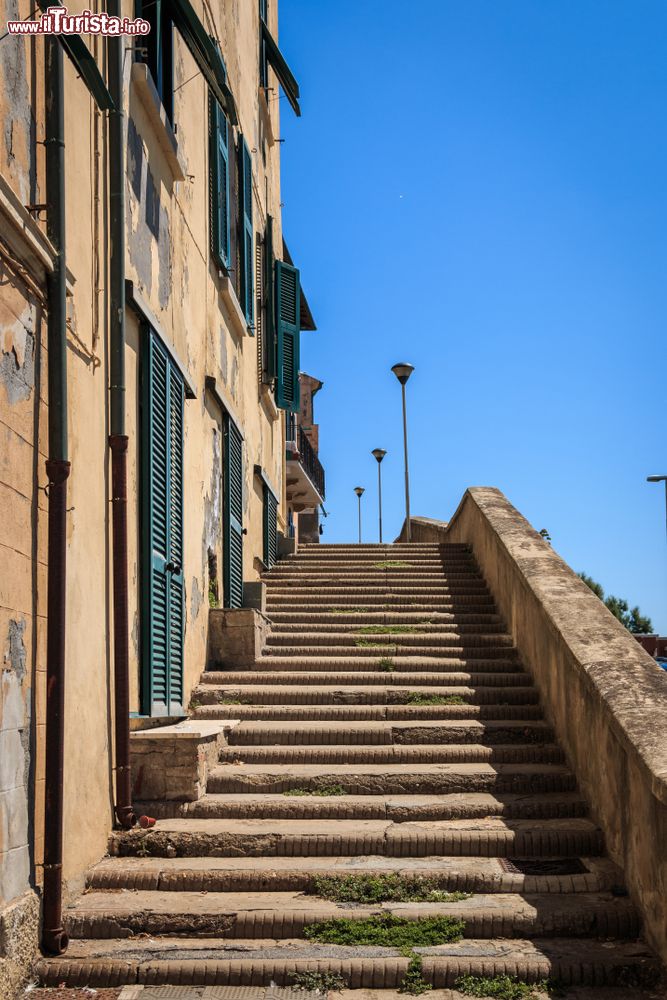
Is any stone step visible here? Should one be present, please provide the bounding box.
[216,744,565,766]
[268,612,505,625]
[87,853,625,896]
[265,633,515,648]
[206,762,577,796]
[269,622,505,634]
[254,656,522,671]
[193,703,546,722]
[135,791,589,823]
[266,596,497,609]
[201,670,533,687]
[265,573,485,584]
[226,720,554,746]
[108,816,603,859]
[34,936,660,990]
[63,889,640,941]
[194,682,540,704]
[266,586,492,597]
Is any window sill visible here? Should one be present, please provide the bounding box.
[219,275,253,339]
[131,63,186,182]
[260,384,279,422]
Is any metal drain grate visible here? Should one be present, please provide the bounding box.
[499,857,589,876]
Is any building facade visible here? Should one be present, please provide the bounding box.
[0,0,316,988]
[286,371,325,542]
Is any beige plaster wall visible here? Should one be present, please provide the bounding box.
[402,492,667,963]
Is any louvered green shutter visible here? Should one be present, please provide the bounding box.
[263,484,277,568]
[141,328,185,716]
[263,216,276,380]
[275,260,300,411]
[223,414,244,608]
[209,94,230,269]
[238,137,254,326]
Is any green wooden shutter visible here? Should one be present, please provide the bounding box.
[209,94,230,269]
[141,329,185,716]
[263,484,278,568]
[275,260,301,411]
[223,414,244,609]
[263,216,276,380]
[238,136,254,326]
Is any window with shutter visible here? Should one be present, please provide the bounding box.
[223,413,244,609]
[263,484,278,569]
[275,260,301,411]
[263,216,276,382]
[238,137,254,327]
[209,93,230,270]
[140,327,185,716]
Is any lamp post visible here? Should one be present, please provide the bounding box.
[647,475,667,542]
[391,363,414,542]
[371,449,387,543]
[354,487,365,544]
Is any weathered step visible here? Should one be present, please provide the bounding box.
[88,853,624,896]
[268,611,505,625]
[201,670,533,688]
[267,594,497,607]
[108,816,603,859]
[34,936,660,989]
[226,720,554,746]
[216,743,565,765]
[135,791,589,823]
[193,703,546,722]
[267,586,491,598]
[206,762,577,795]
[194,683,540,705]
[265,633,515,649]
[270,622,505,634]
[253,657,522,671]
[63,889,640,941]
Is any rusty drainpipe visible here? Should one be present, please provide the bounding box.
[107,4,136,830]
[42,34,70,956]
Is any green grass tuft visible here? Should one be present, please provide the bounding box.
[290,970,349,992]
[303,913,465,953]
[328,606,369,614]
[309,873,472,904]
[374,560,412,569]
[406,692,468,705]
[400,954,432,994]
[283,785,346,797]
[355,639,397,649]
[455,974,551,999]
[378,658,395,671]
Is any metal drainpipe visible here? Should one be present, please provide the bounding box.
[107,7,136,830]
[42,35,70,957]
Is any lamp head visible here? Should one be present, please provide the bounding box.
[391,362,414,385]
[354,486,365,498]
[647,475,667,483]
[372,448,387,463]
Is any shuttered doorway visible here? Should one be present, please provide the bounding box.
[223,412,244,608]
[140,327,185,717]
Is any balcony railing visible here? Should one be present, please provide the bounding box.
[295,425,325,500]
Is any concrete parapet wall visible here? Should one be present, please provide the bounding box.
[402,489,667,962]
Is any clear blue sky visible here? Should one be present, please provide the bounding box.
[279,0,667,632]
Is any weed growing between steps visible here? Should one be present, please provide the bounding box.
[308,872,472,904]
[328,607,370,614]
[303,913,465,951]
[290,970,349,991]
[378,658,395,671]
[405,692,468,705]
[374,560,412,568]
[455,975,551,999]
[355,639,398,649]
[283,786,346,797]
[399,954,432,994]
[216,694,253,705]
[357,625,419,635]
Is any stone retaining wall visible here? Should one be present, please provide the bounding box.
[399,488,667,962]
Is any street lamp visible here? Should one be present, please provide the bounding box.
[647,475,667,541]
[391,363,414,542]
[371,449,387,543]
[354,486,365,544]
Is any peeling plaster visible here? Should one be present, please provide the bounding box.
[190,576,202,623]
[0,0,32,203]
[0,275,36,404]
[3,620,26,681]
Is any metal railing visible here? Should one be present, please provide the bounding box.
[296,425,325,500]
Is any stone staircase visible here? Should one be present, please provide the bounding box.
[36,543,661,993]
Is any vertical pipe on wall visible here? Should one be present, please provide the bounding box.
[107,3,136,829]
[42,34,71,957]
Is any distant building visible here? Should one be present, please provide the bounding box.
[286,372,325,543]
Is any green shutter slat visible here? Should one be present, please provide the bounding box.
[263,216,276,380]
[238,136,254,326]
[263,484,278,568]
[223,414,244,609]
[275,260,301,411]
[210,95,230,269]
[141,327,185,717]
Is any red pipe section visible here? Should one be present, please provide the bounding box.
[42,458,71,956]
[110,434,137,829]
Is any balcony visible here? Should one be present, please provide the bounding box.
[286,421,325,510]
